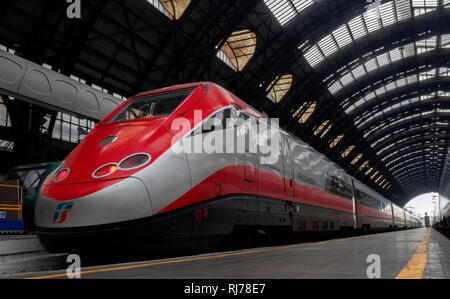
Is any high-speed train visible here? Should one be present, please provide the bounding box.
[437,173,450,234]
[35,82,422,252]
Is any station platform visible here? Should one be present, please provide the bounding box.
[3,228,449,279]
[0,235,68,275]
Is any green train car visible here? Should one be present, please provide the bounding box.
[4,162,59,231]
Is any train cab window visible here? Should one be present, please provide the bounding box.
[110,89,193,123]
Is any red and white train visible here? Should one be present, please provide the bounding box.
[35,82,422,252]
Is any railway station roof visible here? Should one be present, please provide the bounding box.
[0,0,449,205]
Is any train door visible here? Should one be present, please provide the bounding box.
[390,203,395,227]
[402,209,407,228]
[239,111,257,183]
[244,152,257,183]
[351,179,358,229]
[283,137,294,196]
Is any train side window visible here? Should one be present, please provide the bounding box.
[204,110,224,133]
[326,174,353,199]
[193,108,237,136]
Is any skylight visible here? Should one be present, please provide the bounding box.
[351,154,363,165]
[293,101,317,124]
[264,0,318,26]
[343,68,445,115]
[303,0,445,68]
[217,30,257,72]
[267,74,294,103]
[363,109,446,140]
[146,0,191,20]
[328,36,441,96]
[0,139,13,152]
[341,145,355,158]
[330,134,344,148]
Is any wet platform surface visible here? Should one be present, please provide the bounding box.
[4,228,449,279]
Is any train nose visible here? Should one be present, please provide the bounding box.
[35,177,153,228]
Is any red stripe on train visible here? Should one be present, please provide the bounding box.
[157,165,354,215]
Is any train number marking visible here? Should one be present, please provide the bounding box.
[195,208,209,221]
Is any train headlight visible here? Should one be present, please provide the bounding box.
[119,153,151,170]
[49,163,64,178]
[54,168,70,182]
[92,163,118,178]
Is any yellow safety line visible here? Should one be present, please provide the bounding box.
[395,228,431,279]
[0,204,21,207]
[0,207,22,211]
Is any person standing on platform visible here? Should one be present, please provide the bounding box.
[424,212,431,228]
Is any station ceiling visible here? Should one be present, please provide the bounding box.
[0,0,448,206]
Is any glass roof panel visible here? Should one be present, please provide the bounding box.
[389,48,402,62]
[264,0,297,26]
[364,58,379,73]
[351,154,363,165]
[327,34,445,96]
[328,80,343,95]
[330,134,344,148]
[303,0,443,68]
[362,109,448,143]
[442,34,450,48]
[303,45,324,68]
[264,0,318,26]
[159,0,191,19]
[371,171,380,180]
[340,72,355,86]
[267,74,294,103]
[294,101,317,124]
[355,93,443,129]
[293,0,315,12]
[342,145,355,158]
[412,0,438,16]
[318,34,339,57]
[380,2,396,27]
[352,64,367,79]
[359,160,369,171]
[332,24,353,49]
[348,15,367,40]
[363,9,383,33]
[396,0,412,21]
[218,30,257,72]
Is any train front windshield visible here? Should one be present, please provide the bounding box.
[111,89,193,123]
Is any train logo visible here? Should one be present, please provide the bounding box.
[53,202,74,224]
